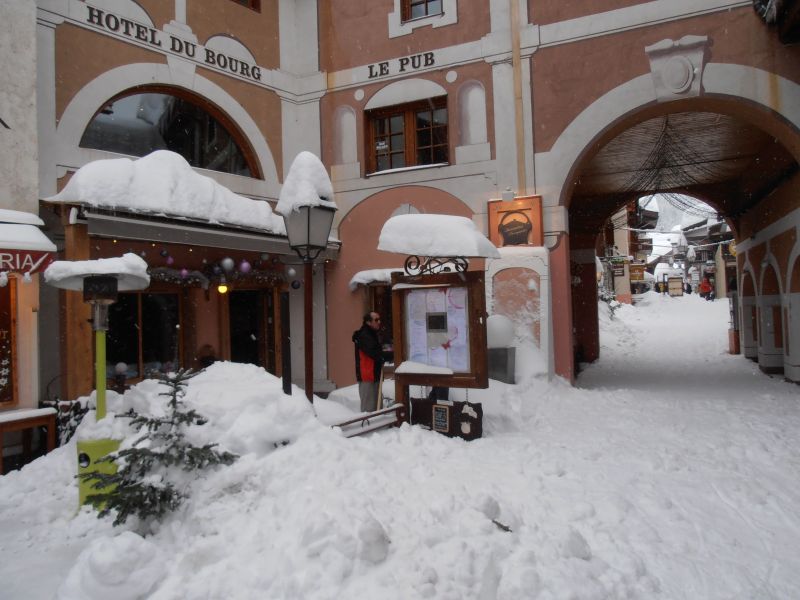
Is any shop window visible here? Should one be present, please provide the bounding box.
[402,0,442,21]
[107,292,181,380]
[366,97,448,174]
[81,91,257,178]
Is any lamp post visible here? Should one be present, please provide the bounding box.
[281,204,337,402]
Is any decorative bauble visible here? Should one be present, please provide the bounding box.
[166,256,175,265]
[291,280,301,290]
[212,265,222,275]
[221,257,235,272]
[160,249,169,257]
[180,268,189,279]
[239,260,252,274]
[287,267,297,278]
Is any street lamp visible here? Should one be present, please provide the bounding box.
[282,204,336,402]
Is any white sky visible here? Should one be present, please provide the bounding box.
[2,293,799,599]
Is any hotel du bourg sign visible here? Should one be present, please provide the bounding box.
[75,4,264,85]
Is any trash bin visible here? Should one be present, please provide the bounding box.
[77,438,120,506]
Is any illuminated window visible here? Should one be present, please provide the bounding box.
[81,90,259,178]
[366,97,448,174]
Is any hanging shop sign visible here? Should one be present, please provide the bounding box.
[391,271,488,389]
[487,196,543,247]
[629,263,645,281]
[610,257,627,277]
[0,278,17,406]
[0,250,53,274]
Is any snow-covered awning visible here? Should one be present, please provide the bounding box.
[46,151,285,234]
[0,209,57,274]
[378,214,500,258]
[44,151,341,259]
[348,268,404,291]
[44,253,150,292]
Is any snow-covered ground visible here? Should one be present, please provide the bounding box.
[1,293,799,599]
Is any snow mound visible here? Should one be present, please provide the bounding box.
[57,532,165,600]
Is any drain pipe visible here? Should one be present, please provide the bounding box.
[510,0,527,194]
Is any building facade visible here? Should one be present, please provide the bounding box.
[9,0,799,420]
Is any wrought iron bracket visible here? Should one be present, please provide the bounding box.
[404,255,469,276]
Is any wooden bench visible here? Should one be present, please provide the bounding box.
[0,408,57,474]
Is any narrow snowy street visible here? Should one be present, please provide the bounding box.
[1,293,799,599]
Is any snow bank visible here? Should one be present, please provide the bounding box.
[3,296,800,599]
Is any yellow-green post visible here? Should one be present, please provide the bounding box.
[95,329,107,420]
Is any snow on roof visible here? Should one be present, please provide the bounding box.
[0,224,57,252]
[44,252,150,291]
[0,209,56,253]
[378,214,500,258]
[348,268,404,291]
[46,151,284,235]
[0,209,45,227]
[275,151,336,215]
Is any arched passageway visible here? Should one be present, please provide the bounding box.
[563,98,799,383]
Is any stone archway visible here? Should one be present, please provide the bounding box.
[544,64,800,383]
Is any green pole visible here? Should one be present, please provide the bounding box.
[95,328,106,420]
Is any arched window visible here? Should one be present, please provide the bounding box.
[80,88,260,178]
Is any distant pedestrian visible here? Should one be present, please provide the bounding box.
[698,277,712,300]
[352,312,385,412]
[684,280,693,294]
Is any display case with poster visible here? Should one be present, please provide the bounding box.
[391,271,489,414]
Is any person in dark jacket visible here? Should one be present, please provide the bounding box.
[352,312,384,412]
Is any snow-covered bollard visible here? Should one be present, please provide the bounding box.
[487,314,516,384]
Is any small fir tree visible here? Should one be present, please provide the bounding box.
[80,368,237,527]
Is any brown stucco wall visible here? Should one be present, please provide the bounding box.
[55,24,164,122]
[529,0,645,26]
[531,6,800,153]
[319,1,491,73]
[739,172,800,239]
[186,1,280,69]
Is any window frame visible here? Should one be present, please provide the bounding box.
[107,290,184,383]
[365,96,449,175]
[81,85,263,180]
[401,0,443,22]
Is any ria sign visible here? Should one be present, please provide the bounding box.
[0,250,54,274]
